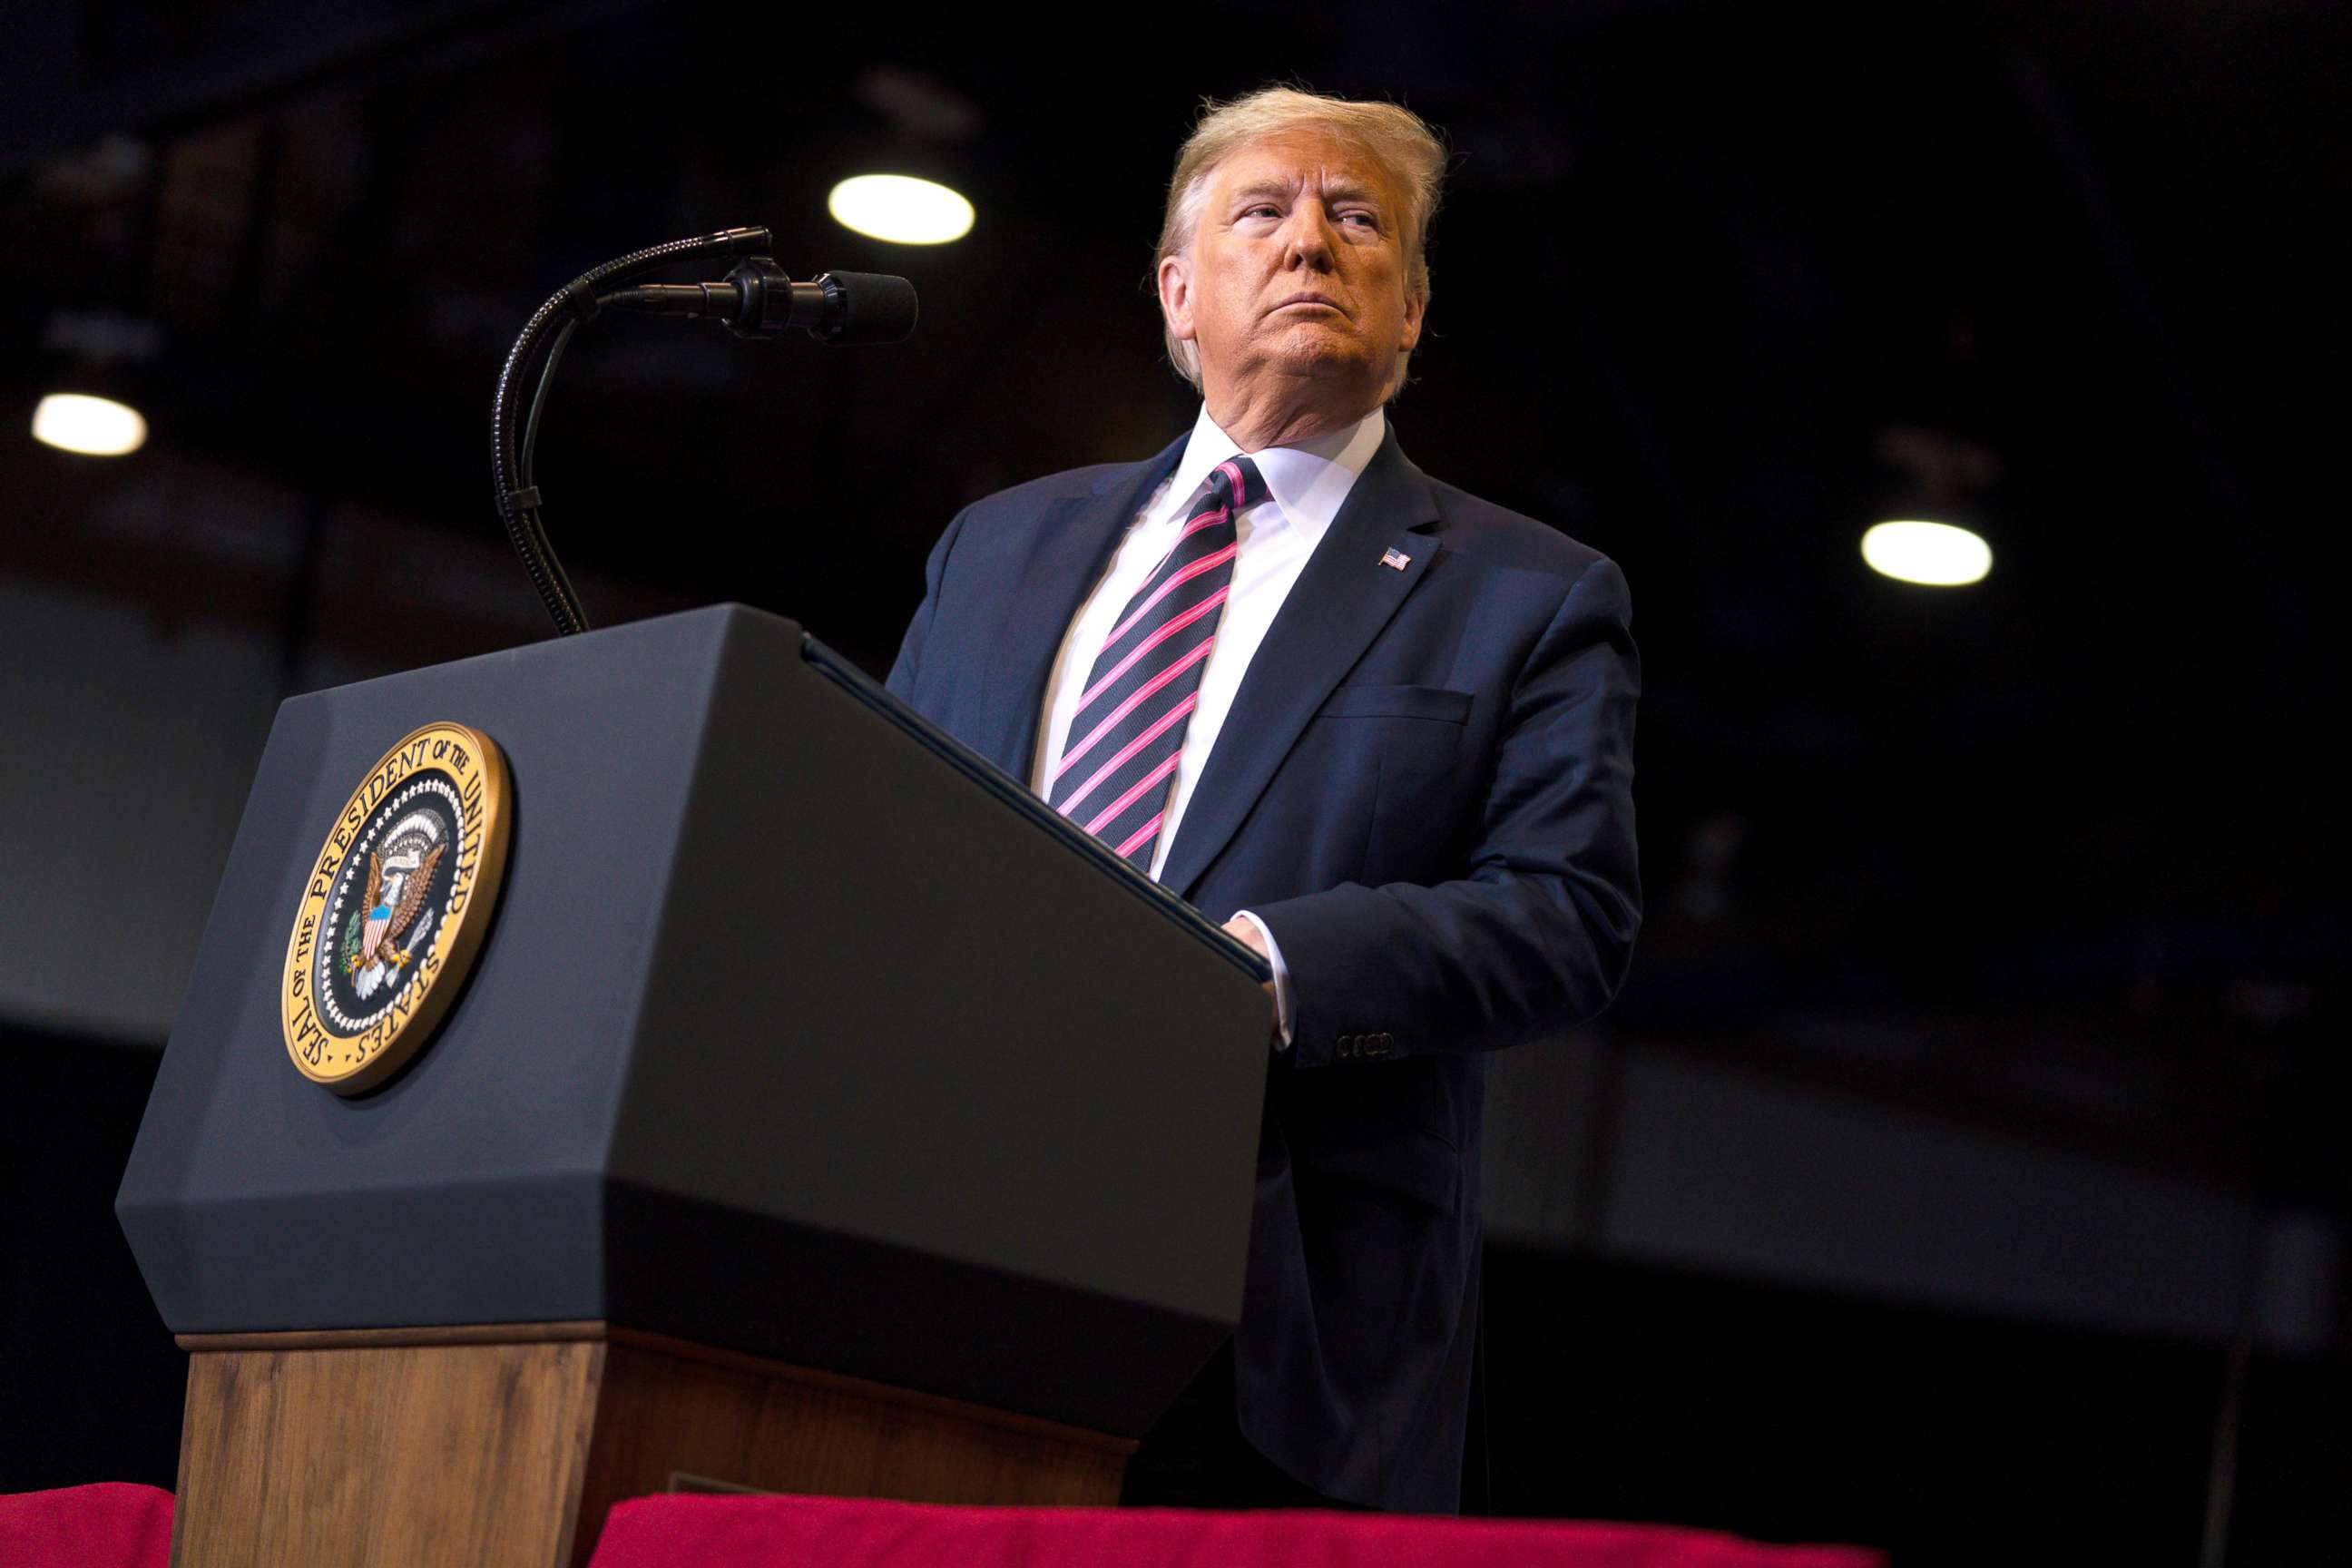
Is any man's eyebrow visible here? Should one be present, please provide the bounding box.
[1228,179,1301,203]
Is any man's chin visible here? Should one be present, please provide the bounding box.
[1259,328,1377,377]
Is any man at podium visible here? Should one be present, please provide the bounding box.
[887,86,1641,1512]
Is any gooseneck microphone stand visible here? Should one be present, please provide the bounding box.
[492,226,918,636]
[493,227,773,637]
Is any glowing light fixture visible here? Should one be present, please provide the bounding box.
[33,391,147,456]
[827,174,974,244]
[1861,520,1991,586]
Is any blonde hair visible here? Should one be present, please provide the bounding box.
[1154,87,1447,391]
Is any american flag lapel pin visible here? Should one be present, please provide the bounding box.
[1379,547,1411,571]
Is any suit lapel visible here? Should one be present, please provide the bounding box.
[973,436,1187,779]
[1160,428,1444,901]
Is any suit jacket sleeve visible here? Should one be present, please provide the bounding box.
[1245,554,1641,1069]
[885,505,969,701]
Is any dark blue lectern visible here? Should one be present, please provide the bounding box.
[116,604,1272,1565]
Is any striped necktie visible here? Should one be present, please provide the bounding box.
[1049,455,1264,871]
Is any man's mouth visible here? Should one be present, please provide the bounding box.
[1272,293,1346,316]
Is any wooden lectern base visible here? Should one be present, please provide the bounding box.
[172,1321,1135,1568]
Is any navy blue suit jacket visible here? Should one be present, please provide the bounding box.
[886,425,1641,1511]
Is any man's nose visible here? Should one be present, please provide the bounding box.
[1281,207,1337,268]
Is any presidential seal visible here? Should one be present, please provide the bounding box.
[280,721,512,1093]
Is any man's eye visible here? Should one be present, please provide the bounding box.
[1340,211,1380,230]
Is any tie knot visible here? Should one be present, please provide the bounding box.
[1206,455,1265,516]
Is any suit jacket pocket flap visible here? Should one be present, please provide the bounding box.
[1317,684,1474,724]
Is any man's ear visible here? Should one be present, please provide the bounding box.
[1157,253,1196,343]
[1398,287,1426,356]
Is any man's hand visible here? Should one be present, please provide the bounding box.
[1221,915,1282,1045]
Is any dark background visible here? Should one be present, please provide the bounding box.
[2,2,2346,1562]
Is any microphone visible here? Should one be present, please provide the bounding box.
[495,227,917,636]
[603,258,918,343]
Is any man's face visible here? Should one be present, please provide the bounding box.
[1161,129,1425,413]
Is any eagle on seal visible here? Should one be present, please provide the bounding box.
[348,841,446,975]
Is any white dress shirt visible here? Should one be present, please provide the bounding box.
[1030,402,1388,1045]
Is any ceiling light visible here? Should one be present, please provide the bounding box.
[828,174,975,245]
[32,392,147,456]
[1861,520,1991,586]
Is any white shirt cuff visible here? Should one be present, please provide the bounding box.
[1230,909,1295,1052]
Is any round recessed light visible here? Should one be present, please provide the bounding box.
[32,392,147,456]
[1861,520,1992,586]
[827,174,975,245]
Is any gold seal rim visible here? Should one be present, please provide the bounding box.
[279,721,512,1095]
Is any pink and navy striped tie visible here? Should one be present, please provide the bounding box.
[1050,455,1264,871]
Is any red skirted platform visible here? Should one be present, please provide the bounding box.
[0,1485,173,1568]
[585,1494,1884,1568]
[0,1485,1883,1567]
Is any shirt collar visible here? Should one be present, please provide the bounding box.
[1161,402,1387,546]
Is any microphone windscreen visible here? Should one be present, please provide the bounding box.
[824,272,919,343]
